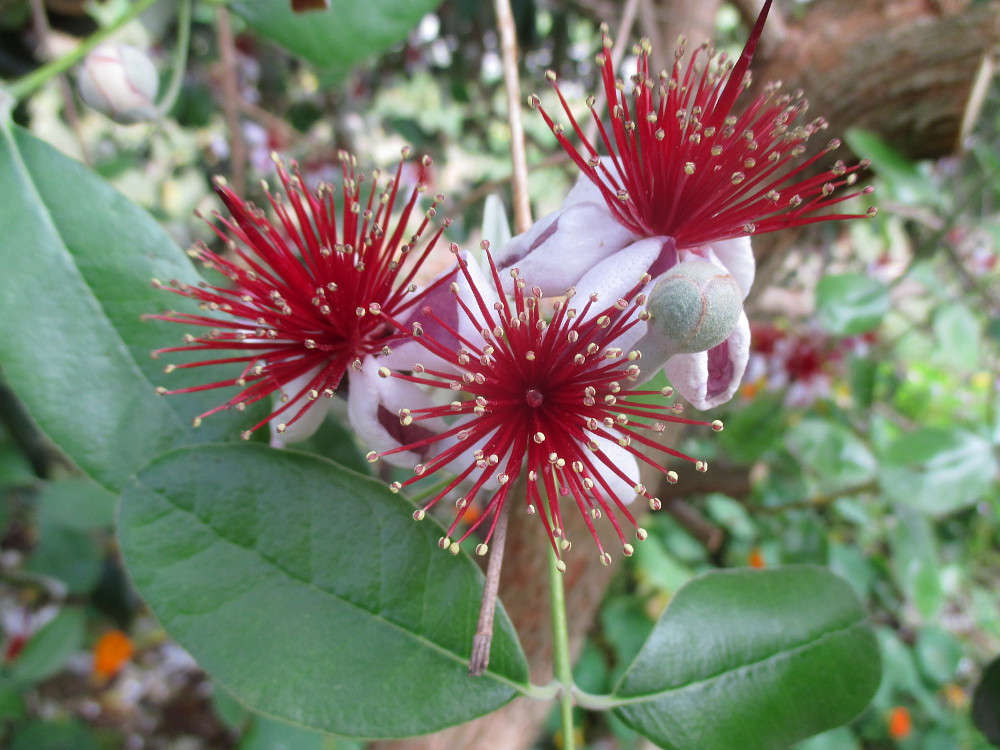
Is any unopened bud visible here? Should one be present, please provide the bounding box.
[645,260,743,354]
[78,44,159,124]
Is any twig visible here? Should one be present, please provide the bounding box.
[469,505,510,676]
[238,98,297,146]
[26,0,90,163]
[216,6,247,196]
[493,0,532,233]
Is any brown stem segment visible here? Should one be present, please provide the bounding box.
[468,504,510,676]
[493,0,532,234]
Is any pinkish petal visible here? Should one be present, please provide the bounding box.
[384,253,498,372]
[348,361,447,467]
[495,178,640,295]
[663,311,750,409]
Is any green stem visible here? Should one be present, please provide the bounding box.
[155,0,193,116]
[547,542,576,750]
[6,0,163,103]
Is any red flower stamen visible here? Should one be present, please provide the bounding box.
[367,248,723,566]
[148,149,451,438]
[529,0,876,248]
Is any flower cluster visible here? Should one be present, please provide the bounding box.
[496,0,874,411]
[364,248,721,566]
[743,322,874,407]
[151,0,874,567]
[149,150,452,443]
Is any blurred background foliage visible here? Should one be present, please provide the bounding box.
[0,0,998,747]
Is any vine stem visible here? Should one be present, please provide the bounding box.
[547,540,576,750]
[7,0,163,102]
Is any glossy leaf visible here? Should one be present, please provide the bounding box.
[231,0,443,73]
[611,567,880,750]
[879,427,998,515]
[119,444,529,738]
[0,124,256,492]
[816,274,890,336]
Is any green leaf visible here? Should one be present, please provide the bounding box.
[238,714,347,750]
[878,427,998,515]
[610,567,880,750]
[791,727,860,750]
[26,521,103,594]
[0,124,256,492]
[816,274,890,336]
[37,478,117,531]
[844,129,945,208]
[784,418,876,492]
[888,505,943,619]
[119,444,529,738]
[8,720,102,750]
[932,303,981,371]
[231,0,443,73]
[5,608,85,686]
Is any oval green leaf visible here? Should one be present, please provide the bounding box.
[0,123,259,492]
[816,274,890,336]
[610,567,880,750]
[878,427,998,516]
[118,444,529,738]
[231,0,443,72]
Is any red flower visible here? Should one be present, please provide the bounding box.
[365,250,721,566]
[530,0,875,248]
[148,150,451,441]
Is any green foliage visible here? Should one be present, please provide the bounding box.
[816,274,890,336]
[118,444,529,737]
[611,567,880,750]
[0,123,256,493]
[231,0,444,75]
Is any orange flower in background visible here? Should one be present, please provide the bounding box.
[93,630,134,680]
[888,706,912,740]
[747,547,766,569]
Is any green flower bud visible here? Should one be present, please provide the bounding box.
[645,260,743,354]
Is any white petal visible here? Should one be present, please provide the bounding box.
[703,236,755,298]
[663,311,751,409]
[495,178,639,295]
[347,361,447,467]
[268,366,331,446]
[588,434,642,507]
[573,237,664,311]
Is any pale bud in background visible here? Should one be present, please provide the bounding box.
[77,44,159,124]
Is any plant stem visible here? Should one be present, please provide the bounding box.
[469,504,510,676]
[492,0,531,233]
[547,541,576,750]
[156,0,193,117]
[7,0,163,103]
